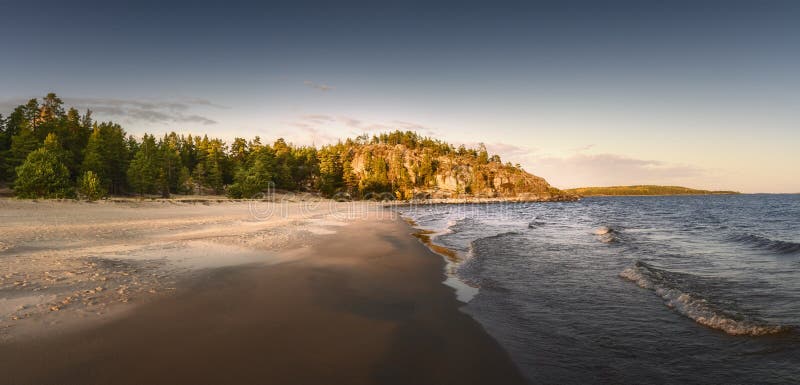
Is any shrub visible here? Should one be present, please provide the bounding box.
[14,146,73,198]
[78,171,105,201]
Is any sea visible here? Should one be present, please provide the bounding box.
[399,194,800,384]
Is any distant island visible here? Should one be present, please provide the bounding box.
[0,93,572,202]
[564,185,740,196]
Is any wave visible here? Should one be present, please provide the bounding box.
[527,216,546,229]
[728,233,800,255]
[455,232,520,290]
[594,226,620,243]
[620,261,788,336]
[594,226,615,235]
[475,231,521,242]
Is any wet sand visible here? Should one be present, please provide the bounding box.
[0,212,525,384]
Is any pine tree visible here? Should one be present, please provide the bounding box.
[157,134,182,197]
[342,152,358,195]
[291,146,318,190]
[99,123,130,194]
[228,148,275,199]
[39,93,65,122]
[81,128,107,188]
[477,143,489,165]
[14,134,72,198]
[78,171,104,201]
[317,146,343,196]
[0,114,7,182]
[127,134,159,195]
[2,101,46,181]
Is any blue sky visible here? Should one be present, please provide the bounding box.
[1,0,798,192]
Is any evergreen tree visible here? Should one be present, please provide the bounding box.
[292,146,318,190]
[191,162,205,194]
[272,138,294,189]
[98,123,130,194]
[477,143,489,165]
[81,128,107,189]
[21,99,39,134]
[127,134,159,195]
[0,114,7,182]
[14,134,72,198]
[341,150,358,195]
[193,137,227,193]
[39,93,65,123]
[157,134,182,197]
[177,166,192,194]
[205,152,225,194]
[78,171,104,201]
[60,107,91,178]
[359,151,390,195]
[230,137,248,170]
[228,147,275,198]
[317,146,343,196]
[7,122,41,180]
[79,123,129,194]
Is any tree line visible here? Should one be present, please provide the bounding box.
[563,185,740,196]
[0,93,511,200]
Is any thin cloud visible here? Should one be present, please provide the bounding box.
[485,142,538,158]
[530,153,707,189]
[303,80,334,92]
[570,144,596,152]
[289,122,338,144]
[285,114,439,144]
[0,96,221,126]
[480,142,710,189]
[66,97,219,125]
[300,114,337,124]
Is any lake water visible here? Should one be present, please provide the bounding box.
[400,194,800,384]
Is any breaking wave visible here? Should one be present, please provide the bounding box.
[620,261,789,336]
[728,233,800,255]
[528,216,546,228]
[594,226,620,243]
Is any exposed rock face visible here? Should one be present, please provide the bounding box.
[345,143,573,201]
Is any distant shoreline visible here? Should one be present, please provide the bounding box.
[564,185,740,197]
[574,193,740,197]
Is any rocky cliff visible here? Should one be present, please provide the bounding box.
[330,133,573,201]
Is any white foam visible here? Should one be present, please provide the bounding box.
[621,263,786,336]
[594,226,613,235]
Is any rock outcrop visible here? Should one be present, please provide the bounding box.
[341,140,574,201]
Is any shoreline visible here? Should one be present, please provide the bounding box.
[0,191,578,206]
[570,193,740,197]
[0,202,526,384]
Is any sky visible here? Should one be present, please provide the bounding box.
[1,0,798,193]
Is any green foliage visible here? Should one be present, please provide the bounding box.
[2,95,569,201]
[317,145,343,196]
[193,136,226,194]
[78,171,105,201]
[127,134,160,195]
[81,128,107,187]
[157,133,183,197]
[360,152,390,195]
[0,114,8,182]
[6,122,40,179]
[228,148,275,198]
[14,135,73,198]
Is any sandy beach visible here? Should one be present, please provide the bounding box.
[0,199,525,384]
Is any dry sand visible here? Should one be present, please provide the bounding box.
[0,197,358,341]
[0,198,524,384]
